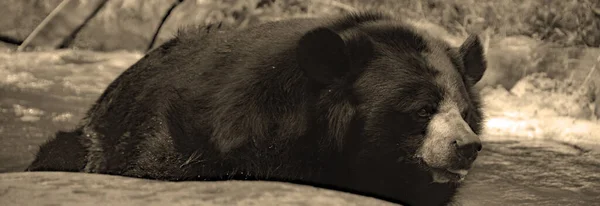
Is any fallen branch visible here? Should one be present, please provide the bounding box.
[17,0,72,52]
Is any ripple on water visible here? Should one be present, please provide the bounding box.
[456,139,600,206]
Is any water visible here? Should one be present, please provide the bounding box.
[456,139,600,206]
[1,50,599,205]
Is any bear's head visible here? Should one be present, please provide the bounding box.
[297,15,486,186]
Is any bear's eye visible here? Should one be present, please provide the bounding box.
[416,108,433,118]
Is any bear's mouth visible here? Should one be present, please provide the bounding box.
[413,156,471,184]
[429,168,469,183]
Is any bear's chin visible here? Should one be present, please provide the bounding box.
[430,168,469,183]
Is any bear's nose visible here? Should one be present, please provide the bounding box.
[452,136,482,161]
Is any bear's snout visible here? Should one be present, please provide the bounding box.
[452,133,482,164]
[418,106,483,181]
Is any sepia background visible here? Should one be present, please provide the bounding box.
[1,0,599,205]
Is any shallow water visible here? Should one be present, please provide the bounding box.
[1,50,599,205]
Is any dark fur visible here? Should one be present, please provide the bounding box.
[27,12,486,206]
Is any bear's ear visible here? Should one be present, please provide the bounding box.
[459,34,487,84]
[297,27,350,85]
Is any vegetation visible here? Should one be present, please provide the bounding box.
[197,0,600,47]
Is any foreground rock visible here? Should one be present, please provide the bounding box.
[0,172,397,206]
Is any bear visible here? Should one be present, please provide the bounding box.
[26,11,486,206]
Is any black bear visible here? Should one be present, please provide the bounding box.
[27,12,486,206]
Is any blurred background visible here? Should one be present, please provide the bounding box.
[3,0,600,102]
[1,0,600,205]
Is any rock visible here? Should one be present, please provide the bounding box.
[475,36,542,90]
[510,72,595,119]
[70,0,178,51]
[480,80,600,151]
[0,172,398,206]
[0,0,62,41]
[0,0,107,50]
[150,0,219,50]
[0,41,17,52]
[477,36,600,106]
[0,0,176,51]
[0,0,349,52]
